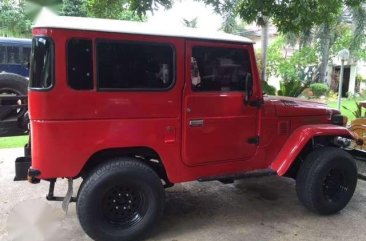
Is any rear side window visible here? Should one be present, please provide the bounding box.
[191,46,251,92]
[97,40,174,90]
[7,46,20,64]
[67,39,93,90]
[30,37,53,89]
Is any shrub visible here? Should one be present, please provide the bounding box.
[278,78,307,97]
[310,83,329,98]
[262,81,276,95]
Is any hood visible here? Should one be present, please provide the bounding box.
[265,96,338,117]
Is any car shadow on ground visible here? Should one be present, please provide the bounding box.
[149,176,317,240]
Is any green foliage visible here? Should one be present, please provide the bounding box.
[267,36,318,83]
[278,78,307,97]
[200,0,362,34]
[356,74,364,82]
[118,10,146,21]
[343,101,364,118]
[60,0,87,17]
[262,81,276,95]
[310,83,329,98]
[86,0,162,20]
[0,0,32,37]
[329,24,366,61]
[330,25,353,56]
[128,0,173,17]
[86,0,125,19]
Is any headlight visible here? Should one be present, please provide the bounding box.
[331,114,348,126]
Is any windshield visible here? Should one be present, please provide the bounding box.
[29,37,53,89]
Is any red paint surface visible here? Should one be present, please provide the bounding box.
[271,124,356,175]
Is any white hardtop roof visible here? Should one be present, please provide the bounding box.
[33,15,253,44]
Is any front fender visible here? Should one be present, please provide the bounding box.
[270,124,356,176]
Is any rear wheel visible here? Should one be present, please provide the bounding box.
[0,73,28,96]
[77,158,165,241]
[296,147,357,215]
[0,73,28,118]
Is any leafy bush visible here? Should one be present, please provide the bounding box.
[310,83,329,98]
[278,78,307,97]
[262,81,276,95]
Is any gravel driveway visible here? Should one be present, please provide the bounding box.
[1,148,366,241]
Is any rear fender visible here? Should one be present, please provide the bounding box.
[270,124,356,176]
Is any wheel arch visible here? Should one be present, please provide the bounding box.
[271,124,356,177]
[79,146,173,187]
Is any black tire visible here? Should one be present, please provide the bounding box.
[0,73,28,95]
[296,147,357,215]
[76,158,165,241]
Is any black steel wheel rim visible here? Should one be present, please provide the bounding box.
[322,168,348,202]
[102,185,147,227]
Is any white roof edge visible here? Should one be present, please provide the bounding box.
[33,15,254,44]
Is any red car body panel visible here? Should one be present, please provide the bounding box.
[28,27,354,183]
[271,124,356,176]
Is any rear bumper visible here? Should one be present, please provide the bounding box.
[14,156,41,183]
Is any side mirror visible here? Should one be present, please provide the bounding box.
[244,73,253,104]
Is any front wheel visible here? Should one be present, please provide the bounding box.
[77,158,165,241]
[296,147,357,215]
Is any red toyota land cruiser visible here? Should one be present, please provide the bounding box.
[14,16,358,241]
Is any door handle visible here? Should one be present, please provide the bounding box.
[189,119,204,127]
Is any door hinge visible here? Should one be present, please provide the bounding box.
[248,136,260,145]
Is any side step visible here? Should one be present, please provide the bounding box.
[198,168,277,184]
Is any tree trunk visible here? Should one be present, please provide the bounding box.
[319,23,331,83]
[261,17,269,82]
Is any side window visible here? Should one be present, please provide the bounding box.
[97,40,174,90]
[30,37,54,89]
[22,47,31,65]
[7,46,20,64]
[191,46,251,92]
[0,46,6,64]
[67,39,93,90]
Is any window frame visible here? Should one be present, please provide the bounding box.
[66,37,94,91]
[95,38,176,92]
[29,36,55,91]
[189,42,253,94]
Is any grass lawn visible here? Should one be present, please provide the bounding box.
[0,135,28,149]
[327,99,365,122]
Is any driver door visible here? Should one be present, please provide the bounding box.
[182,41,259,166]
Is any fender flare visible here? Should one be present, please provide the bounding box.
[270,124,356,176]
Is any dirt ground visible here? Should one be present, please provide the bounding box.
[1,148,366,241]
